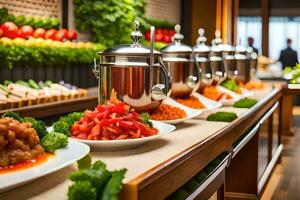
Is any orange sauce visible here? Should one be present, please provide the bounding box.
[0,153,53,174]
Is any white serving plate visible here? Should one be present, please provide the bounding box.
[240,88,254,98]
[158,97,203,124]
[217,86,242,106]
[191,92,222,112]
[71,121,175,151]
[0,139,90,193]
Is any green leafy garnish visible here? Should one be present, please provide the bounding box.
[2,111,23,122]
[207,112,238,122]
[68,160,126,200]
[221,79,240,93]
[141,112,153,127]
[77,154,92,170]
[234,98,258,108]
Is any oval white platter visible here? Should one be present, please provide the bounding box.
[157,97,203,124]
[240,88,254,98]
[71,120,176,151]
[0,139,90,193]
[217,86,242,106]
[191,92,223,112]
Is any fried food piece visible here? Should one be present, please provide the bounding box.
[0,118,45,167]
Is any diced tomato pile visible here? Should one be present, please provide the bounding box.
[71,96,158,140]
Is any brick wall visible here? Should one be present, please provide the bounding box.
[145,0,181,23]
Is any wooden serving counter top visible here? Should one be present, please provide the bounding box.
[0,86,282,200]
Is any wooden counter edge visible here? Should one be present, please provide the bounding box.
[122,88,282,199]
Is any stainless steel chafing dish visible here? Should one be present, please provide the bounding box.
[94,20,171,112]
[235,43,251,83]
[210,30,227,85]
[160,24,200,98]
[223,43,236,80]
[193,28,213,92]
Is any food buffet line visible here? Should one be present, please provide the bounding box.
[0,20,283,200]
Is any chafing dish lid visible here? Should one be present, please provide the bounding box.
[160,24,192,53]
[236,44,247,53]
[193,28,210,52]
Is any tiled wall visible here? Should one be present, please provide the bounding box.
[146,0,181,23]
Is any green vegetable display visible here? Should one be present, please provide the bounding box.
[68,160,127,200]
[207,112,238,122]
[144,18,176,30]
[172,189,189,200]
[73,0,147,47]
[0,7,60,29]
[0,45,99,69]
[182,178,200,193]
[221,79,240,93]
[167,153,227,199]
[41,131,68,152]
[234,98,258,108]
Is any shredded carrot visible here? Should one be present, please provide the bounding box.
[201,86,224,101]
[176,96,206,109]
[239,81,264,90]
[149,104,187,120]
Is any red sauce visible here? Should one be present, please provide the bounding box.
[0,153,54,174]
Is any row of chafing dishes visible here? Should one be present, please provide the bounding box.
[94,20,258,112]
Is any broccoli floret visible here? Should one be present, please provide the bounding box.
[69,166,111,192]
[53,121,70,136]
[2,111,23,122]
[207,112,237,122]
[67,112,83,123]
[91,160,106,170]
[68,181,97,200]
[22,117,48,139]
[41,131,68,152]
[59,116,74,126]
[234,98,258,108]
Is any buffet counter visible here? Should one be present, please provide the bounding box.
[0,86,283,200]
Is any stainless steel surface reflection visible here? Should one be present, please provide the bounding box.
[99,63,171,112]
[195,55,213,91]
[164,60,200,97]
[193,28,213,92]
[161,24,200,98]
[210,55,226,85]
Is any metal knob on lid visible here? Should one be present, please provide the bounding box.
[130,20,143,47]
[173,24,184,43]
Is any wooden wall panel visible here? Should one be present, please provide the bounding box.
[189,0,238,45]
[145,0,181,23]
